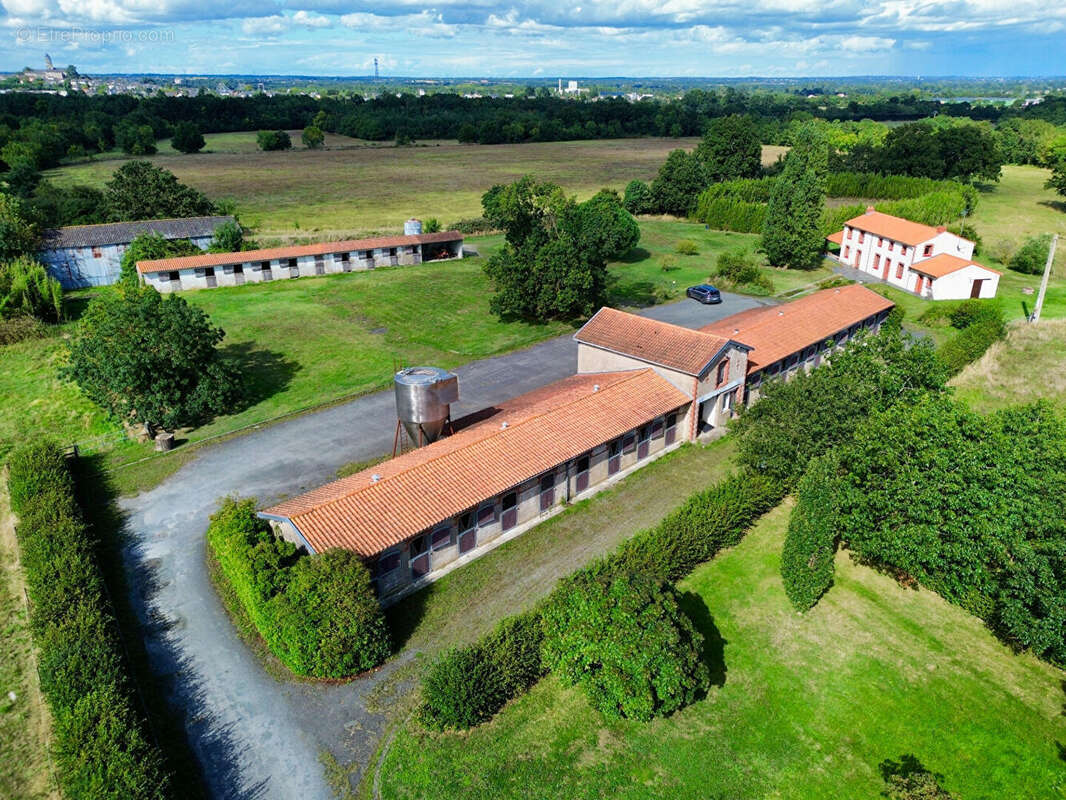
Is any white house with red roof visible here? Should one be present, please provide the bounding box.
[826,207,1000,300]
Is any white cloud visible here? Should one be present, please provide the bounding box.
[838,34,895,51]
[292,10,330,29]
[241,14,286,35]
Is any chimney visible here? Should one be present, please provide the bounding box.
[865,206,875,214]
[936,225,946,233]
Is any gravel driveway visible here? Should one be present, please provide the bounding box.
[118,293,768,799]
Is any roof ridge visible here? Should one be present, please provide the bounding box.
[283,369,648,515]
[46,215,230,233]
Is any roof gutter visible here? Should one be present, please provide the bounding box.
[256,512,318,555]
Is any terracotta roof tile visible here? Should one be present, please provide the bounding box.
[260,369,689,557]
[136,230,463,274]
[575,307,737,376]
[825,230,844,245]
[701,284,894,372]
[844,210,943,247]
[910,253,1002,278]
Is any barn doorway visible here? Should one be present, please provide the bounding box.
[970,279,985,299]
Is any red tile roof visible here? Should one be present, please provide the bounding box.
[575,307,739,376]
[825,230,844,245]
[844,209,941,247]
[260,369,689,558]
[136,231,463,274]
[701,284,894,372]
[910,253,1002,278]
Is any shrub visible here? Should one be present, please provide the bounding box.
[208,220,244,253]
[256,129,292,151]
[170,121,205,154]
[937,304,1006,376]
[623,179,654,214]
[675,239,699,255]
[0,313,48,344]
[881,756,957,800]
[422,217,441,233]
[541,570,709,722]
[206,498,391,678]
[985,238,1016,266]
[417,470,782,730]
[0,256,63,322]
[659,255,679,272]
[420,610,545,730]
[714,248,772,291]
[7,442,175,799]
[781,453,841,610]
[52,685,170,800]
[1008,234,1052,275]
[448,216,494,234]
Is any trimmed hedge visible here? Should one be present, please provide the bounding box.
[780,453,841,610]
[418,470,785,729]
[419,610,545,730]
[693,196,767,233]
[937,301,1007,376]
[206,498,390,678]
[7,442,173,800]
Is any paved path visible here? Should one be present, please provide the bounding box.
[118,293,767,800]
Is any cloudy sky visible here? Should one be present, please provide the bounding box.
[1,1,1063,77]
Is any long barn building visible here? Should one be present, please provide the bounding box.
[136,230,464,292]
[260,284,893,603]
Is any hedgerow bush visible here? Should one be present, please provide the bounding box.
[693,195,767,233]
[206,498,391,677]
[420,610,545,730]
[787,396,1066,664]
[937,302,1006,376]
[732,320,947,487]
[541,570,709,722]
[780,453,841,610]
[714,248,774,293]
[7,442,173,800]
[612,472,783,582]
[1008,234,1053,275]
[418,469,784,729]
[825,172,960,200]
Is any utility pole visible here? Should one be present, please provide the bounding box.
[1031,233,1058,323]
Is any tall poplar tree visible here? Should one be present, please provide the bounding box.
[761,124,828,269]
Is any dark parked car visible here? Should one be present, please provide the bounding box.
[686,284,722,304]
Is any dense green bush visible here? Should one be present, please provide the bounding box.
[420,610,545,730]
[541,570,709,721]
[700,176,777,203]
[7,442,173,799]
[780,453,842,610]
[206,497,391,677]
[447,216,494,234]
[1008,234,1052,275]
[622,179,654,215]
[788,397,1066,664]
[733,320,947,487]
[418,469,782,729]
[825,172,960,200]
[0,256,63,322]
[675,239,700,255]
[256,129,291,151]
[937,302,1006,376]
[611,472,783,582]
[713,248,774,293]
[693,196,768,233]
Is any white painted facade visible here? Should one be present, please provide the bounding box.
[143,240,462,293]
[834,214,999,300]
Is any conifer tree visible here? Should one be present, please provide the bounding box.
[762,124,828,269]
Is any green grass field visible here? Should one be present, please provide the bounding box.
[374,502,1066,800]
[46,136,705,241]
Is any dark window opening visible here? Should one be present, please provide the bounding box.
[539,473,555,511]
[665,413,677,445]
[431,526,452,551]
[622,433,636,454]
[637,426,650,459]
[477,503,495,527]
[576,455,590,492]
[376,551,401,577]
[501,492,518,531]
[608,440,622,474]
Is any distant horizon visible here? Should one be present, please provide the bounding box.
[3,2,1062,77]
[6,69,1066,83]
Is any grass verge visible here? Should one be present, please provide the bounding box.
[0,476,59,800]
[374,501,1066,800]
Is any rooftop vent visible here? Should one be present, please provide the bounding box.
[501,421,509,429]
[371,473,382,483]
[593,384,600,392]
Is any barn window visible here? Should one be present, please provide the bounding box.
[501,492,518,531]
[576,455,590,492]
[539,473,554,511]
[376,551,401,576]
[431,525,452,551]
[91,246,102,258]
[622,433,636,454]
[923,244,933,257]
[477,502,496,527]
[896,263,904,279]
[167,271,180,282]
[608,440,622,474]
[665,413,677,445]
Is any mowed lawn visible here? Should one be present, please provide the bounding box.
[45,137,705,241]
[374,502,1066,800]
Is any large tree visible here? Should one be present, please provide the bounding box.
[650,149,708,216]
[104,161,215,222]
[696,114,763,182]
[118,232,203,286]
[937,124,1003,182]
[482,176,639,320]
[171,121,205,154]
[761,123,829,269]
[62,285,240,433]
[0,193,39,261]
